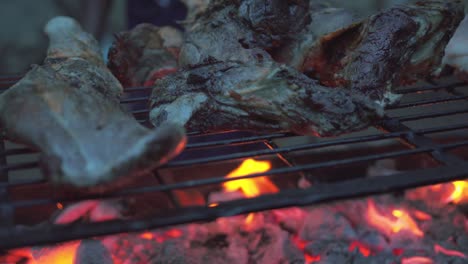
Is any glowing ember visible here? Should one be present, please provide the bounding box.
[348,241,372,257]
[392,248,404,256]
[446,181,468,204]
[434,244,467,258]
[401,256,433,264]
[412,210,432,221]
[223,159,278,198]
[366,200,424,237]
[304,254,321,263]
[31,241,80,264]
[291,236,321,264]
[140,232,154,240]
[165,229,182,238]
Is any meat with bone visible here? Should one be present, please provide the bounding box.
[107,23,183,87]
[0,17,186,189]
[178,0,309,66]
[293,0,464,106]
[149,60,381,136]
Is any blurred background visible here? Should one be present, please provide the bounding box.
[0,0,466,75]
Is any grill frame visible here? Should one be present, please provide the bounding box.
[0,75,467,250]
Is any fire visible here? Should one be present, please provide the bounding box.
[30,241,80,264]
[407,180,468,206]
[223,159,278,197]
[366,200,424,237]
[222,159,278,227]
[445,181,468,204]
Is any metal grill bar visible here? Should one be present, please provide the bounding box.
[2,122,468,185]
[7,140,468,209]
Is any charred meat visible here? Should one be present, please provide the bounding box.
[296,1,464,106]
[107,23,183,87]
[0,17,186,189]
[149,60,381,136]
[178,0,309,66]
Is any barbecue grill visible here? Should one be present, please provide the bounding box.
[0,73,467,252]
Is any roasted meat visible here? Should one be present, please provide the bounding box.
[149,60,381,136]
[178,0,309,66]
[291,1,464,106]
[0,17,186,189]
[107,23,183,87]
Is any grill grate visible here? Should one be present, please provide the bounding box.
[0,75,468,250]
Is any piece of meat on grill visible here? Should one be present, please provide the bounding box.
[0,16,186,189]
[178,0,310,66]
[288,0,465,106]
[107,23,183,87]
[149,60,381,136]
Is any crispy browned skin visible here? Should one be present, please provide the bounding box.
[178,0,310,66]
[0,17,186,189]
[298,1,465,105]
[150,60,381,136]
[107,23,183,87]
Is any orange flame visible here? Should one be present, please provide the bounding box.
[223,159,278,227]
[434,244,467,258]
[30,241,80,264]
[223,159,278,197]
[245,213,256,225]
[445,181,468,204]
[366,200,424,237]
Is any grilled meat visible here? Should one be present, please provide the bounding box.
[178,0,309,66]
[295,1,465,106]
[149,60,381,136]
[107,23,183,87]
[0,17,186,189]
